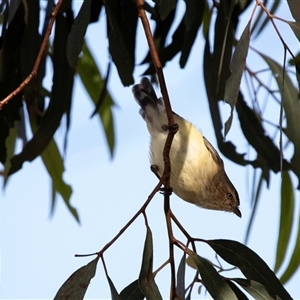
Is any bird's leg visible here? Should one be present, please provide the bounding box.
[151,164,173,196]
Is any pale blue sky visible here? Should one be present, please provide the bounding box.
[0,1,299,299]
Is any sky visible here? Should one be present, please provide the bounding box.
[0,1,300,299]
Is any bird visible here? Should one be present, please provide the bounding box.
[132,77,241,217]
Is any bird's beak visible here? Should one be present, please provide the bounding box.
[234,207,242,218]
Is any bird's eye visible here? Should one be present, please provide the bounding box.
[226,193,233,200]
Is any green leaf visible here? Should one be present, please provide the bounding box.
[280,212,300,284]
[138,226,162,300]
[106,275,122,300]
[179,0,205,68]
[274,171,294,273]
[119,279,144,300]
[210,0,234,99]
[54,256,99,299]
[226,280,249,300]
[232,278,280,300]
[8,13,73,175]
[206,239,292,300]
[41,138,79,223]
[176,253,186,298]
[77,42,115,156]
[236,93,286,174]
[257,52,300,188]
[287,0,300,22]
[104,1,134,86]
[186,249,238,300]
[244,170,265,244]
[287,21,300,43]
[154,0,176,20]
[224,20,251,136]
[67,0,92,68]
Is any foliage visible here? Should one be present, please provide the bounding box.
[0,0,300,299]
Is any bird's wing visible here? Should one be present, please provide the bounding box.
[203,136,223,166]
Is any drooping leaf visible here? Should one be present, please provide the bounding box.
[232,278,280,300]
[106,275,122,300]
[206,239,292,300]
[54,257,99,299]
[274,171,294,273]
[119,279,144,300]
[224,20,251,136]
[138,226,163,300]
[203,33,250,168]
[244,170,265,244]
[154,0,176,20]
[40,137,78,223]
[67,0,92,68]
[257,52,300,188]
[236,92,289,174]
[287,0,300,22]
[287,21,300,43]
[176,252,186,298]
[89,0,103,23]
[186,249,238,300]
[0,3,24,165]
[179,0,205,68]
[8,13,74,175]
[280,212,300,284]
[210,0,234,99]
[77,42,115,156]
[103,0,134,86]
[226,280,249,300]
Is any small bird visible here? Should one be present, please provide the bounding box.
[132,77,241,217]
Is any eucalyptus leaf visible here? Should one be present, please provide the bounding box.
[54,257,99,299]
[274,171,294,273]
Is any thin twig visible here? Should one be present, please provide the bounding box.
[136,1,178,299]
[0,0,64,110]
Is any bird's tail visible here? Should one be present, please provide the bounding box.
[132,77,161,109]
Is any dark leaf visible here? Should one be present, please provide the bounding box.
[287,21,300,43]
[176,253,186,298]
[67,0,92,68]
[154,0,176,20]
[224,20,251,136]
[106,275,122,300]
[120,279,144,300]
[186,249,238,300]
[236,92,289,174]
[287,0,300,22]
[232,278,280,300]
[203,34,252,169]
[138,226,163,300]
[8,13,74,175]
[226,280,249,300]
[274,171,294,273]
[89,0,103,23]
[104,0,134,86]
[206,239,292,300]
[77,42,115,156]
[179,0,205,68]
[54,257,99,299]
[210,0,234,99]
[280,212,300,284]
[0,3,24,165]
[258,52,300,188]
